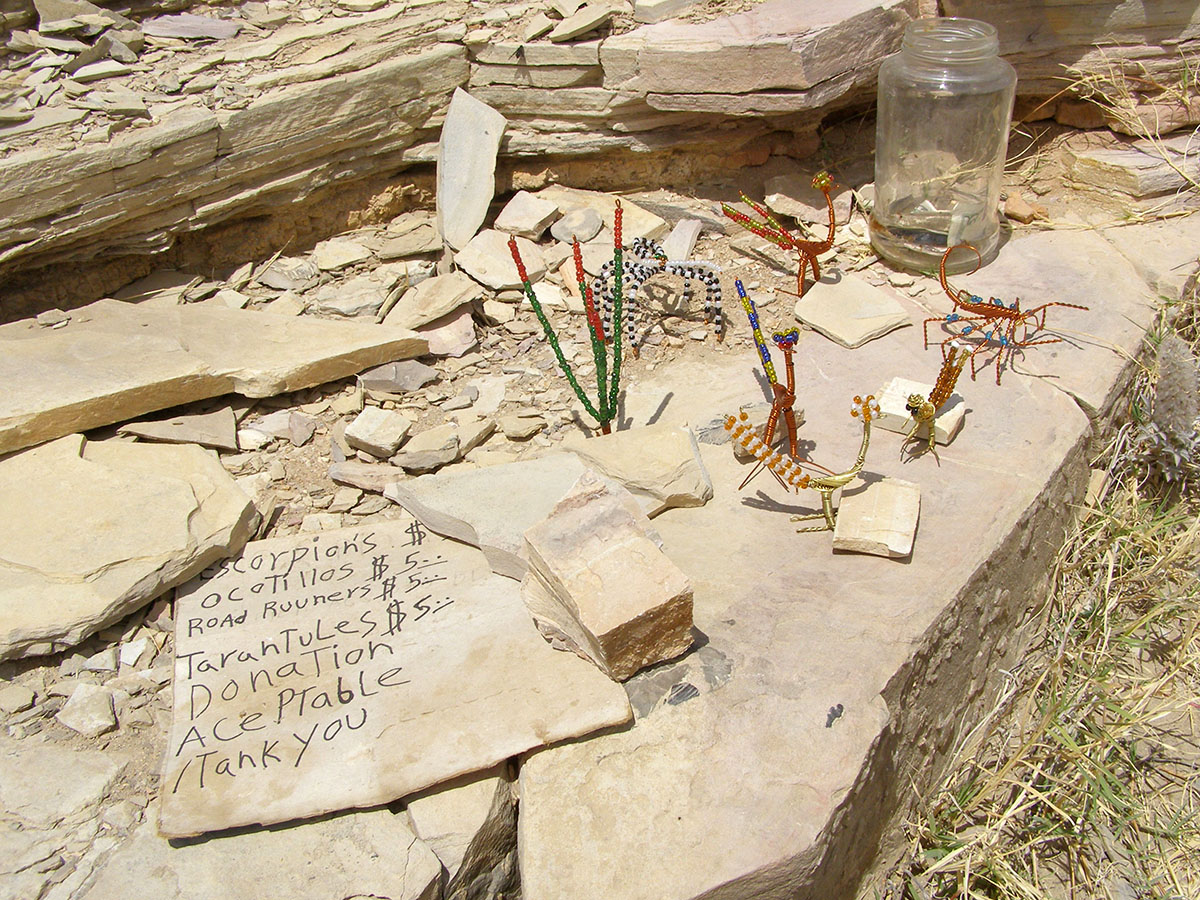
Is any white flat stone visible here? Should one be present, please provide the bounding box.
[550,207,604,243]
[634,0,698,23]
[0,299,427,456]
[454,230,548,291]
[793,273,911,349]
[344,406,414,458]
[494,190,561,240]
[437,88,507,250]
[0,737,130,828]
[561,424,712,517]
[405,764,513,878]
[383,272,485,331]
[391,423,461,473]
[118,405,239,451]
[79,813,441,900]
[548,4,613,42]
[158,519,631,836]
[535,185,669,242]
[0,436,257,661]
[660,218,703,261]
[873,376,965,447]
[832,477,920,558]
[384,453,589,579]
[523,471,694,681]
[312,238,372,271]
[55,683,117,736]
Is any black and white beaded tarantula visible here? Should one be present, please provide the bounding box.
[592,237,724,353]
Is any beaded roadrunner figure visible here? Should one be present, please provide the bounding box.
[721,171,837,299]
[725,394,880,532]
[904,346,968,461]
[594,236,724,354]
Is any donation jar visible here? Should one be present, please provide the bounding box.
[870,17,1017,273]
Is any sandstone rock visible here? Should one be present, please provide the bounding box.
[385,453,589,578]
[660,218,702,261]
[312,237,373,271]
[344,406,414,457]
[384,272,485,331]
[159,520,631,836]
[523,471,694,681]
[0,435,257,660]
[289,411,318,447]
[0,738,130,828]
[329,460,409,493]
[499,413,546,440]
[536,185,669,241]
[494,190,561,240]
[405,764,514,880]
[310,274,391,317]
[78,813,442,900]
[874,376,964,448]
[561,424,712,516]
[1065,133,1200,198]
[438,89,507,250]
[0,682,36,713]
[359,359,440,394]
[420,307,478,358]
[258,257,319,291]
[452,415,497,455]
[55,682,118,736]
[793,274,911,349]
[117,405,239,451]
[378,223,442,259]
[141,12,241,39]
[470,40,603,66]
[455,230,548,291]
[1004,192,1045,224]
[832,477,920,558]
[550,206,604,243]
[549,4,613,42]
[634,0,697,23]
[0,300,427,456]
[392,423,461,473]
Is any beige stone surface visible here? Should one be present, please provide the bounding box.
[117,405,239,451]
[404,764,513,878]
[534,184,669,241]
[79,811,442,900]
[874,376,964,447]
[793,274,911,349]
[159,518,630,837]
[831,477,920,558]
[437,88,507,250]
[561,423,713,516]
[523,472,694,681]
[384,453,588,579]
[0,299,426,456]
[383,272,485,331]
[0,436,256,661]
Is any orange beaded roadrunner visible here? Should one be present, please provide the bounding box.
[721,171,837,298]
[725,394,880,533]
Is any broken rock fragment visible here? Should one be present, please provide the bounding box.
[523,471,694,681]
[437,89,507,250]
[344,406,414,458]
[0,435,257,660]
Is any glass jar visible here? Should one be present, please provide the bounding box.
[870,17,1016,273]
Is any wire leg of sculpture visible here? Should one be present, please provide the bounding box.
[792,487,838,532]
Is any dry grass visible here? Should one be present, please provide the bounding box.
[879,294,1200,899]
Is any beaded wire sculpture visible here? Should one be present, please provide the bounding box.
[508,203,626,435]
[725,394,880,532]
[721,171,837,299]
[733,279,834,490]
[594,236,724,354]
[904,345,968,461]
[924,243,1090,385]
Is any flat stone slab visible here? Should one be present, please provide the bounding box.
[561,424,713,516]
[384,453,588,579]
[0,435,257,661]
[79,811,441,900]
[831,477,920,558]
[117,405,239,451]
[793,274,911,349]
[0,299,426,456]
[159,518,630,837]
[874,376,965,447]
[437,88,507,250]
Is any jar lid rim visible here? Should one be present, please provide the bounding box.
[902,16,1000,60]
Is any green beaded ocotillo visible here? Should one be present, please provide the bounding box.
[508,201,627,434]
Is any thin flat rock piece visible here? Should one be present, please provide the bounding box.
[159,518,631,837]
[117,405,239,451]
